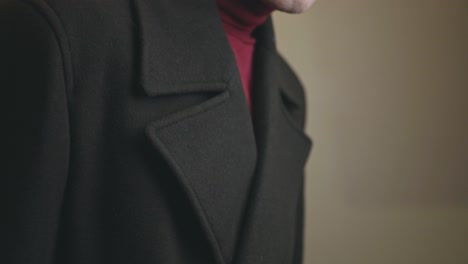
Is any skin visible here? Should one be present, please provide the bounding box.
[261,0,317,13]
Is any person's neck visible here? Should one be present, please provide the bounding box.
[217,0,274,37]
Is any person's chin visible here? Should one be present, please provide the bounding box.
[261,0,316,14]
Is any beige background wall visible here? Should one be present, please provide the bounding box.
[273,1,468,263]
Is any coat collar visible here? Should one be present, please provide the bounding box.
[134,0,236,97]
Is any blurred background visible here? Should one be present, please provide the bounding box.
[273,0,468,263]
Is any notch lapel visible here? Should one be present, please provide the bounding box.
[234,19,313,264]
[132,0,257,263]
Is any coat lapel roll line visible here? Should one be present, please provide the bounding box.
[133,0,312,263]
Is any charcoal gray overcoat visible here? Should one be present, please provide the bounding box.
[0,0,312,263]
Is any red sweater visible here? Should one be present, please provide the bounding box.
[217,0,273,109]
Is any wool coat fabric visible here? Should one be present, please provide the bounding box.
[0,0,312,263]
